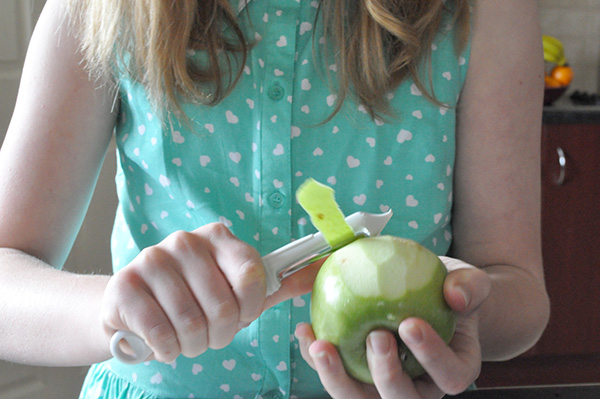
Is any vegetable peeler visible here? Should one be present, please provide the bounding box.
[110,209,393,364]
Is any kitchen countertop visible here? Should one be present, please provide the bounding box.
[544,96,600,124]
[452,384,600,398]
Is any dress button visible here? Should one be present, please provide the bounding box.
[268,84,285,101]
[269,192,286,208]
[262,391,282,399]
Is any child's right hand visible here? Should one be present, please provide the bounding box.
[101,222,317,363]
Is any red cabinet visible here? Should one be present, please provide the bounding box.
[477,122,600,387]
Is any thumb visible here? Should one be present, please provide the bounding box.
[440,257,491,314]
[264,258,325,309]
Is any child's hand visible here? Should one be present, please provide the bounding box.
[295,258,491,398]
[101,223,317,363]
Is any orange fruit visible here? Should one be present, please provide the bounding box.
[551,65,573,86]
[545,75,562,88]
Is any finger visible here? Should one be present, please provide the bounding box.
[399,317,480,396]
[105,265,180,363]
[200,223,266,327]
[131,247,210,359]
[439,257,491,314]
[164,229,241,350]
[295,322,317,370]
[265,259,323,309]
[308,340,374,399]
[366,330,424,399]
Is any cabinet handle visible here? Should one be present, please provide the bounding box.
[556,147,566,185]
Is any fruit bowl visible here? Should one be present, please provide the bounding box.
[544,85,568,106]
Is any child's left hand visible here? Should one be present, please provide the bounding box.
[295,258,491,399]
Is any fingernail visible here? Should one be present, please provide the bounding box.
[456,285,470,310]
[312,350,331,370]
[368,331,390,355]
[400,320,423,346]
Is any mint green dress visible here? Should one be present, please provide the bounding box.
[79,0,470,397]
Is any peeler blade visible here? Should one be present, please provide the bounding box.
[262,209,393,296]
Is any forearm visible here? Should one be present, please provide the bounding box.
[0,248,112,366]
[478,263,550,361]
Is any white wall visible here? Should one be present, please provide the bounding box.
[538,0,600,93]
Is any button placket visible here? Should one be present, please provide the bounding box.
[255,3,301,398]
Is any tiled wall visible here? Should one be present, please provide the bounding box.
[538,0,600,93]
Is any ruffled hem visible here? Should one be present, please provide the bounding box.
[79,363,163,399]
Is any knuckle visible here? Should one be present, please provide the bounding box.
[203,222,233,239]
[208,298,240,325]
[236,256,264,289]
[146,320,179,359]
[136,246,173,271]
[167,230,201,255]
[176,306,208,336]
[441,364,480,395]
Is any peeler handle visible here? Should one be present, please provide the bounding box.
[110,330,153,365]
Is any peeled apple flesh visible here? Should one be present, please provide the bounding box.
[310,235,456,383]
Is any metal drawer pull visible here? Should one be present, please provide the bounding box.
[556,147,566,185]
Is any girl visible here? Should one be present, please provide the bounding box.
[0,0,549,398]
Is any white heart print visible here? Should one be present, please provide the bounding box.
[150,372,163,385]
[273,144,284,155]
[406,195,419,207]
[192,364,203,375]
[410,84,422,96]
[397,129,413,143]
[293,296,306,307]
[172,130,185,144]
[347,156,360,168]
[276,361,288,371]
[276,35,287,47]
[199,155,211,167]
[222,359,236,371]
[291,126,301,138]
[326,94,337,106]
[226,110,239,124]
[229,152,242,163]
[299,21,312,35]
[353,194,367,206]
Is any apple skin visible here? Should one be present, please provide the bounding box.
[310,235,456,383]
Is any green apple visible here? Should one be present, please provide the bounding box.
[310,235,456,383]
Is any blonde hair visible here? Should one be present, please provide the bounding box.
[68,0,469,121]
